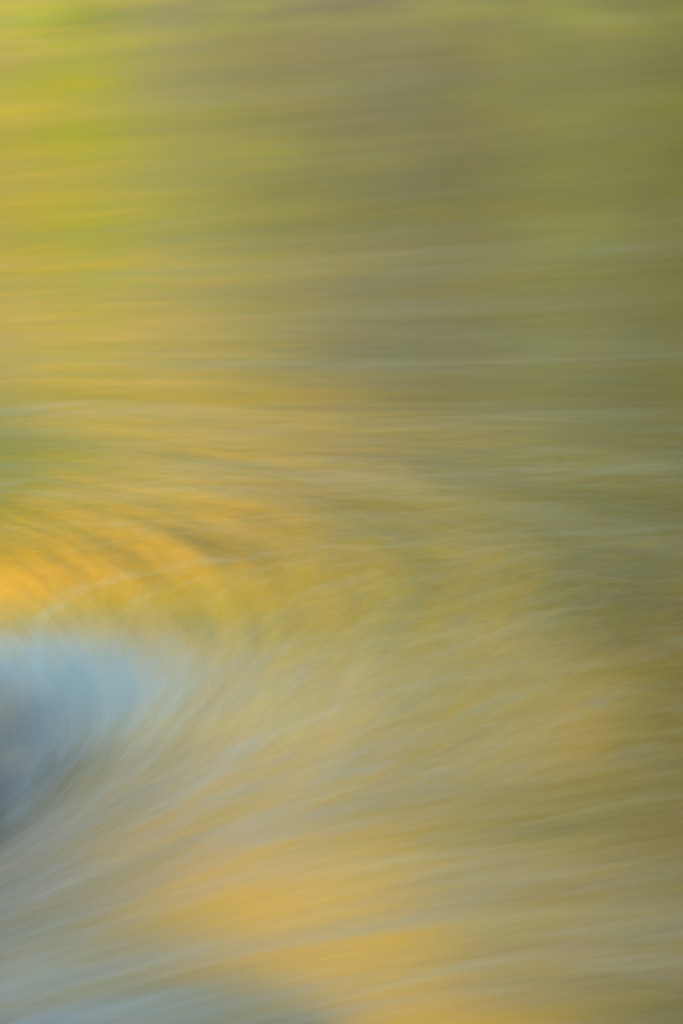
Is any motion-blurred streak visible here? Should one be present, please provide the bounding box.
[0,2,681,1023]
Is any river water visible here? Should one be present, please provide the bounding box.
[1,3,681,1022]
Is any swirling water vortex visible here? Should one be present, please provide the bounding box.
[1,2,681,1022]
[1,391,680,1024]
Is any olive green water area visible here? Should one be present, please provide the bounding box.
[0,3,681,1023]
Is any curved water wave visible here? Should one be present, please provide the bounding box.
[0,633,170,835]
[1,0,680,1020]
[0,395,680,1023]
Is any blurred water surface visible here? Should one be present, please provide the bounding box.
[0,2,681,1022]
